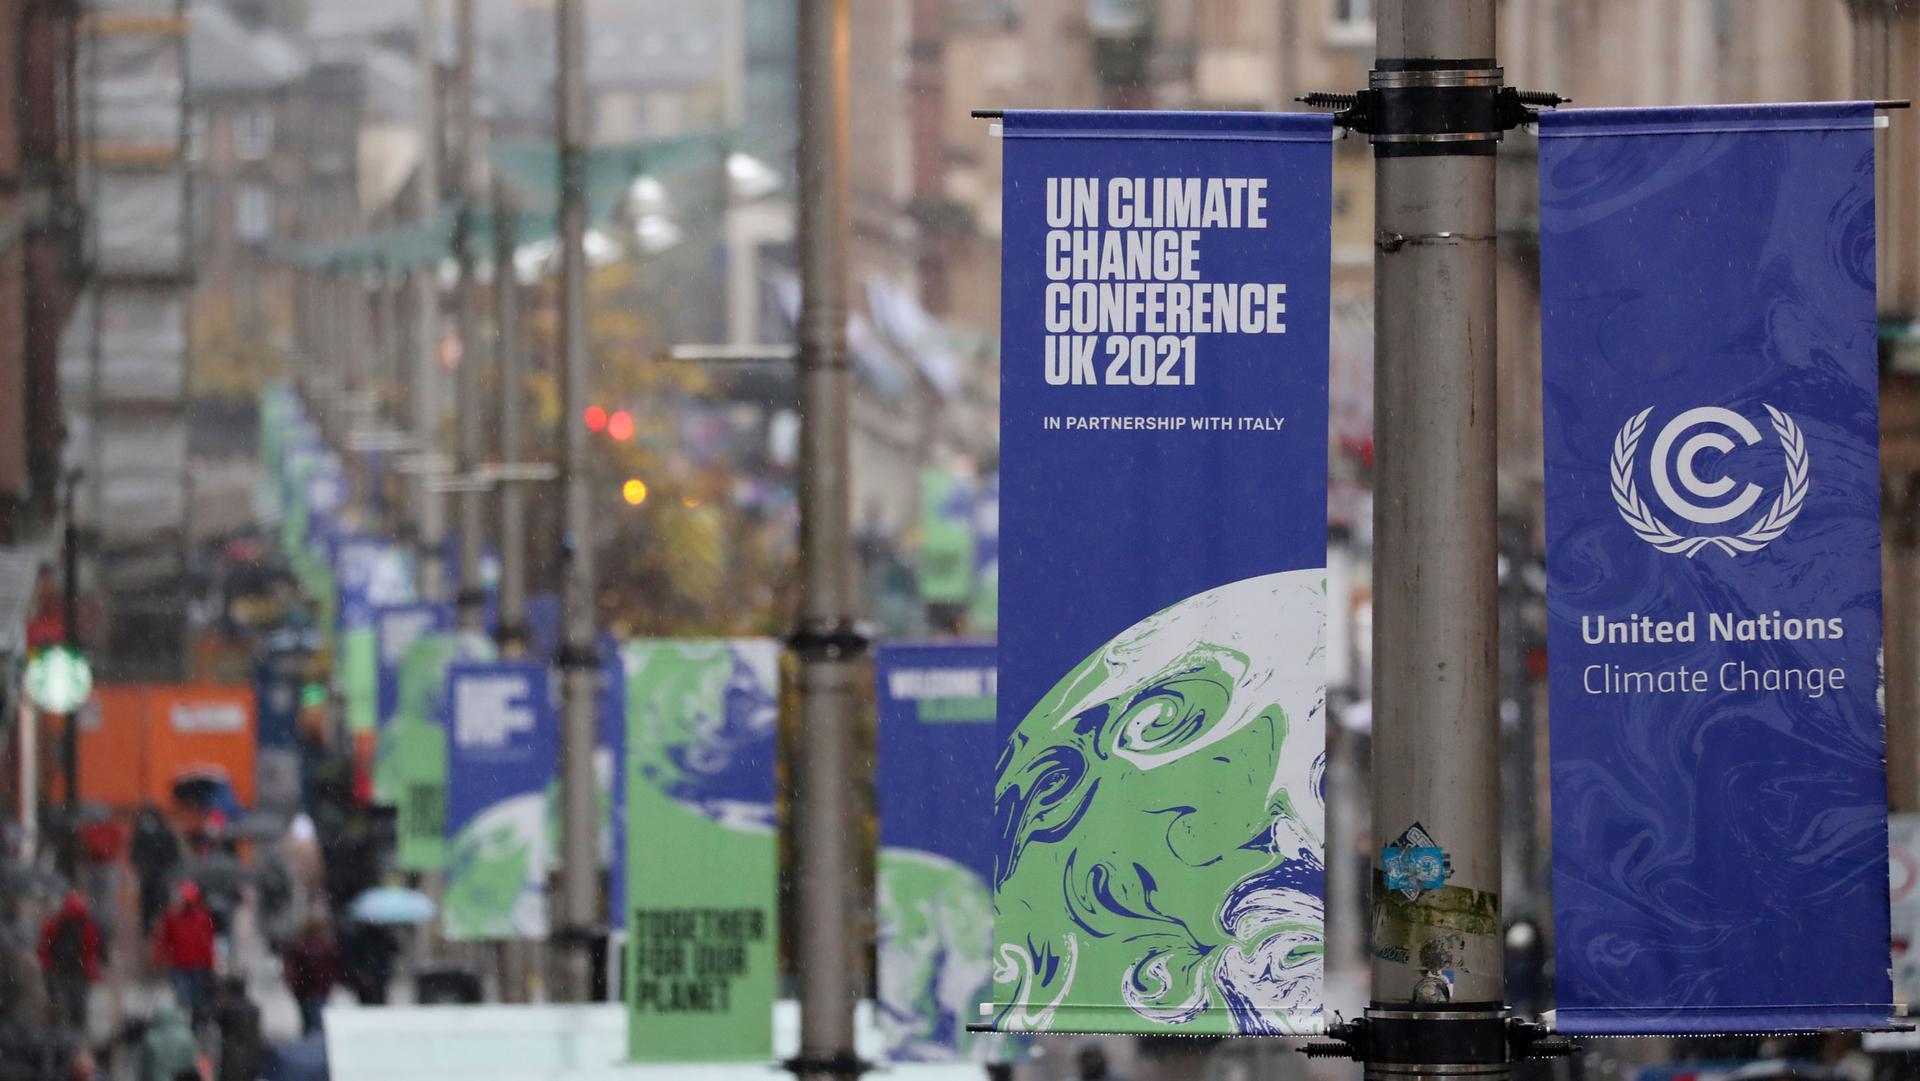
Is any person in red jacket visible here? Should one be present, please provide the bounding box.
[152,881,216,1021]
[38,890,102,1034]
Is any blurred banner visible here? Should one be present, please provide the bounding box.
[597,639,628,930]
[875,642,1017,1063]
[374,604,450,737]
[443,661,555,941]
[1539,103,1890,1033]
[334,535,414,737]
[991,111,1331,1036]
[623,640,779,1061]
[918,469,976,608]
[385,629,495,871]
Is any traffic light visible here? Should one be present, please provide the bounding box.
[607,410,635,441]
[621,478,648,506]
[583,405,607,432]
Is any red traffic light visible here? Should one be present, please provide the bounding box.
[608,410,635,441]
[584,405,608,432]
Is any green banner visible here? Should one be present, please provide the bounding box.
[919,470,975,605]
[384,631,494,871]
[624,640,779,1062]
[337,628,377,735]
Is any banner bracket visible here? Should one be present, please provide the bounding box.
[1299,69,1566,156]
[1299,1014,1578,1068]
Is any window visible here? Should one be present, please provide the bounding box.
[236,183,272,243]
[1330,0,1373,43]
[234,107,273,161]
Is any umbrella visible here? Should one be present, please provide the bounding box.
[171,764,231,807]
[260,1032,327,1081]
[349,886,435,925]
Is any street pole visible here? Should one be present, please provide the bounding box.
[1367,0,1505,1074]
[414,0,447,604]
[451,0,487,633]
[553,0,600,1002]
[789,2,866,1079]
[493,181,527,657]
[60,469,80,878]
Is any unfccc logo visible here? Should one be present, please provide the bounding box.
[1610,405,1809,558]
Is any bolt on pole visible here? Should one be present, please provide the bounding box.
[788,1,868,1079]
[553,0,601,1003]
[1368,0,1505,1075]
[452,0,487,633]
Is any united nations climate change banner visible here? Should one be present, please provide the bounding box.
[875,643,1015,1063]
[1540,103,1891,1032]
[623,640,778,1061]
[992,111,1330,1036]
[444,661,555,941]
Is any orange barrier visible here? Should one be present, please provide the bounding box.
[77,684,257,811]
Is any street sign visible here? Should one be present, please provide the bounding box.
[24,644,92,715]
[1540,102,1890,1033]
[990,110,1332,1036]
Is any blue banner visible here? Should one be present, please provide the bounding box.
[375,603,450,730]
[991,111,1330,1036]
[1540,102,1889,1033]
[876,643,1014,1062]
[334,535,414,631]
[443,660,556,941]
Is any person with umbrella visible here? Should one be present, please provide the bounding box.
[37,889,103,1034]
[151,882,216,1022]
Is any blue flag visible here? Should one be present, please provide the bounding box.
[443,661,555,941]
[1540,102,1890,1033]
[875,642,1009,1062]
[991,111,1330,1036]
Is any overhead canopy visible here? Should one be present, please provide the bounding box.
[284,132,734,273]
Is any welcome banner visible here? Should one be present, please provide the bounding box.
[992,111,1330,1036]
[1540,103,1891,1033]
[623,639,778,1062]
[875,643,1012,1063]
[444,661,555,941]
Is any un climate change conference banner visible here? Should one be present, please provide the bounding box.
[876,643,1017,1062]
[444,661,555,940]
[623,639,778,1061]
[992,111,1331,1036]
[1540,103,1890,1033]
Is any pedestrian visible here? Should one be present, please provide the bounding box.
[38,889,103,1035]
[151,882,216,1022]
[130,806,181,935]
[137,1005,200,1081]
[1075,1044,1120,1081]
[210,977,261,1081]
[336,919,397,1005]
[75,807,126,931]
[279,916,339,1035]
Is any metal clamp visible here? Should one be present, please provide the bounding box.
[1300,62,1566,157]
[1301,1011,1577,1077]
